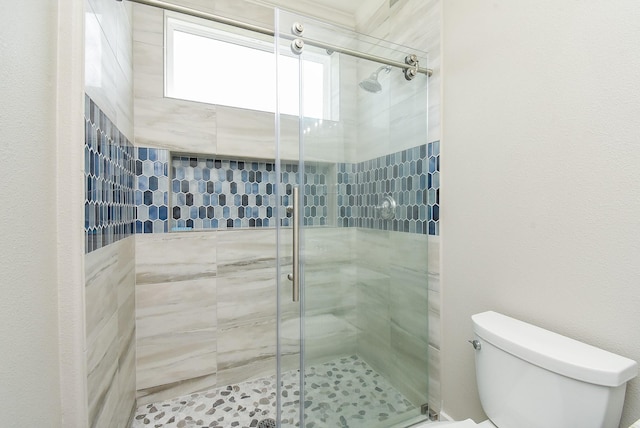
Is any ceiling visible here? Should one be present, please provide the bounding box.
[259,0,380,28]
[298,0,370,16]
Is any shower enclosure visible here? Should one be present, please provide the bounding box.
[128,2,430,427]
[274,9,431,428]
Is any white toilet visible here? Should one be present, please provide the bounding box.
[425,311,638,428]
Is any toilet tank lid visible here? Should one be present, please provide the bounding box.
[472,311,638,387]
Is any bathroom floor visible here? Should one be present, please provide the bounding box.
[131,355,420,428]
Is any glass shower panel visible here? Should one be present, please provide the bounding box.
[275,8,430,428]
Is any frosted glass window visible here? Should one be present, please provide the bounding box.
[165,14,333,120]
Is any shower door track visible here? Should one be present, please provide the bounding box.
[118,0,433,76]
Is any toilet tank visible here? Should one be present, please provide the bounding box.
[472,311,637,428]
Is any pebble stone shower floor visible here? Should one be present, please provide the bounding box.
[131,356,419,428]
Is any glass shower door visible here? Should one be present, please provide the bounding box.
[275,9,430,428]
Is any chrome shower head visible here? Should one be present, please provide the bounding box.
[359,78,382,93]
[359,66,392,93]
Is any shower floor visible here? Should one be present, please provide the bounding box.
[131,355,419,428]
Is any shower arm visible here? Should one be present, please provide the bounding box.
[116,0,433,77]
[371,65,392,79]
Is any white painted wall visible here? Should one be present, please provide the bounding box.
[0,1,63,425]
[441,1,640,426]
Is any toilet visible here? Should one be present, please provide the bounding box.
[424,311,638,428]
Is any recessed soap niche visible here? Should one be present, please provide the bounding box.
[169,153,334,231]
[134,147,336,233]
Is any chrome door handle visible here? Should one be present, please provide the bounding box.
[287,186,300,302]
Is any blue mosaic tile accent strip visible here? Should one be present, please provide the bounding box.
[84,94,136,253]
[279,162,298,228]
[337,141,440,235]
[135,148,170,234]
[169,156,330,230]
[301,162,330,227]
[356,145,429,234]
[337,163,357,228]
[131,143,438,235]
[427,140,440,235]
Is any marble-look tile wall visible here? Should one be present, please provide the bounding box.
[356,0,442,413]
[215,230,277,388]
[298,228,358,365]
[134,228,356,405]
[85,0,134,142]
[427,235,441,411]
[85,238,136,428]
[135,232,217,405]
[84,0,136,426]
[356,0,441,147]
[355,229,429,407]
